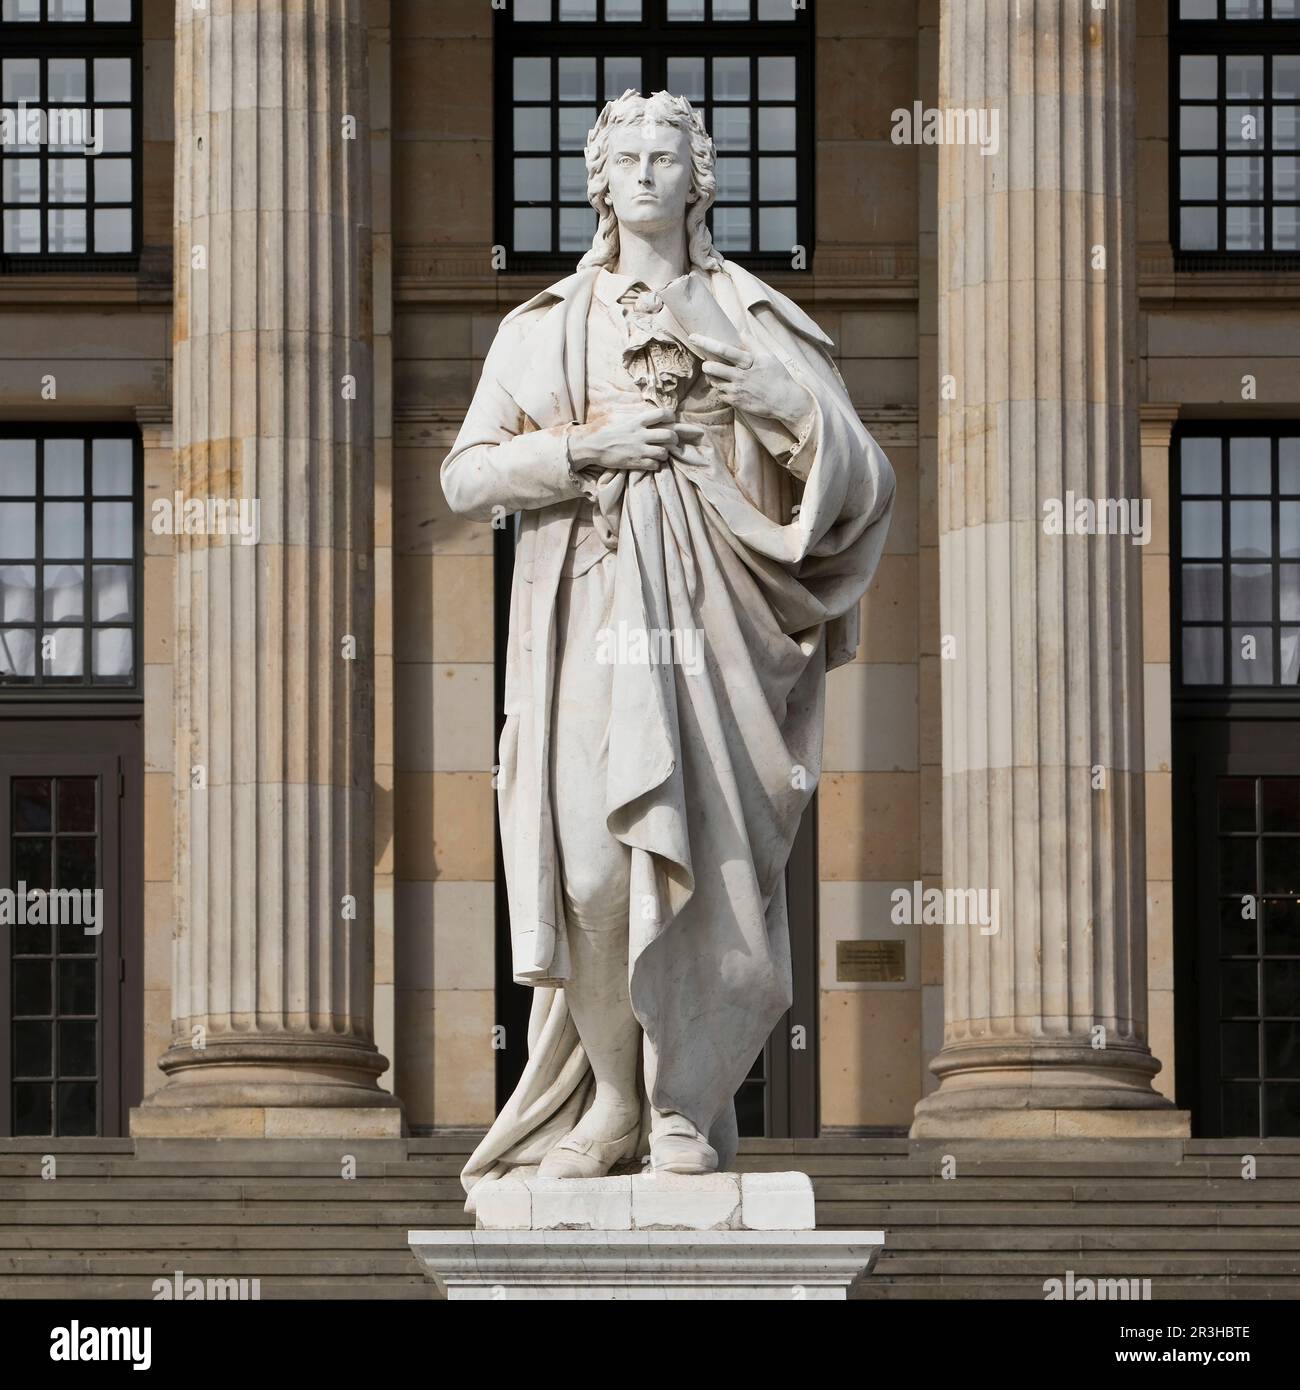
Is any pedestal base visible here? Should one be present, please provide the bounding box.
[910,1105,1191,1139]
[409,1171,883,1301]
[129,1104,403,1139]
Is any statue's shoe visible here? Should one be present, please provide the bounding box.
[649,1115,719,1176]
[537,1122,640,1180]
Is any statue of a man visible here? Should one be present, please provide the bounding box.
[444,91,894,1210]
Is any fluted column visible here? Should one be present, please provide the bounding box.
[911,0,1187,1137]
[132,0,398,1136]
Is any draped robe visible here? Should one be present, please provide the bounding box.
[440,259,895,1211]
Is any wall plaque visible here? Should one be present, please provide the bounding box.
[837,939,906,983]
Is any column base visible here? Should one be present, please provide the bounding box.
[909,1040,1192,1139]
[131,1036,404,1137]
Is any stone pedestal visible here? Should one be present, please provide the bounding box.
[132,0,399,1138]
[410,1172,882,1301]
[912,0,1188,1139]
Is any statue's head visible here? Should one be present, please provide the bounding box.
[579,90,721,273]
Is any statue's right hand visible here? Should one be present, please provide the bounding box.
[568,407,697,473]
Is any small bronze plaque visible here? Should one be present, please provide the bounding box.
[837,939,906,983]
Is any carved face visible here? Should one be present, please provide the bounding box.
[603,122,695,237]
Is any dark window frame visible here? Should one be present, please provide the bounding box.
[1170,0,1300,270]
[0,0,141,272]
[493,0,815,276]
[0,424,143,699]
[1171,421,1300,701]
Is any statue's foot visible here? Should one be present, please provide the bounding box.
[538,1106,641,1180]
[649,1112,719,1176]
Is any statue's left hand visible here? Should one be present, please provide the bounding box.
[689,333,813,436]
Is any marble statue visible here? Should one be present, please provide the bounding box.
[442,90,894,1211]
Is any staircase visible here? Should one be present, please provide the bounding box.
[3,1136,1298,1299]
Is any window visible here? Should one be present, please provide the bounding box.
[496,0,812,271]
[0,428,140,691]
[1174,427,1300,689]
[0,0,138,269]
[1172,0,1300,264]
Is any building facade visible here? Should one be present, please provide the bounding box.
[0,0,1297,1149]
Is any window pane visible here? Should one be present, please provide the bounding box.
[558,0,596,17]
[712,205,750,250]
[514,107,549,152]
[1276,107,1300,150]
[1233,627,1273,683]
[715,156,750,200]
[48,159,87,205]
[1181,106,1219,150]
[714,0,750,16]
[1180,0,1217,15]
[513,58,549,102]
[759,56,797,101]
[1183,563,1224,619]
[1181,55,1217,99]
[514,207,549,251]
[100,108,130,153]
[1226,106,1263,149]
[1275,57,1300,103]
[514,159,549,202]
[5,209,42,253]
[0,502,35,556]
[1184,627,1224,684]
[0,565,35,621]
[558,58,596,102]
[758,106,796,150]
[558,204,594,251]
[47,58,85,103]
[1231,564,1273,619]
[1281,502,1300,557]
[93,207,131,251]
[1226,157,1264,200]
[667,57,704,101]
[1282,629,1300,684]
[44,628,83,677]
[558,157,585,200]
[1275,156,1300,199]
[1284,441,1300,492]
[0,628,36,677]
[92,564,131,621]
[44,503,82,558]
[667,0,705,17]
[1183,500,1223,556]
[1282,565,1300,621]
[91,501,131,557]
[604,57,640,98]
[760,155,797,200]
[514,0,550,17]
[757,0,796,14]
[1181,206,1217,250]
[759,205,797,252]
[1231,437,1271,493]
[1226,0,1264,14]
[0,439,36,494]
[92,627,131,679]
[713,57,749,101]
[606,0,641,19]
[48,207,86,252]
[94,158,131,203]
[1227,55,1264,100]
[1,0,41,20]
[1181,156,1218,199]
[45,439,83,494]
[93,57,130,102]
[712,107,750,151]
[1275,207,1300,251]
[43,563,84,622]
[1226,204,1264,249]
[2,58,39,102]
[50,0,89,16]
[1231,500,1271,558]
[2,159,40,203]
[558,106,594,150]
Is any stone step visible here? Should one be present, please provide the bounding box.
[0,1253,426,1276]
[0,1277,438,1299]
[0,1204,471,1225]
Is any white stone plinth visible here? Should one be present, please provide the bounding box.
[409,1172,882,1300]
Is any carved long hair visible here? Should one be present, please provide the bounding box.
[578,90,721,273]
